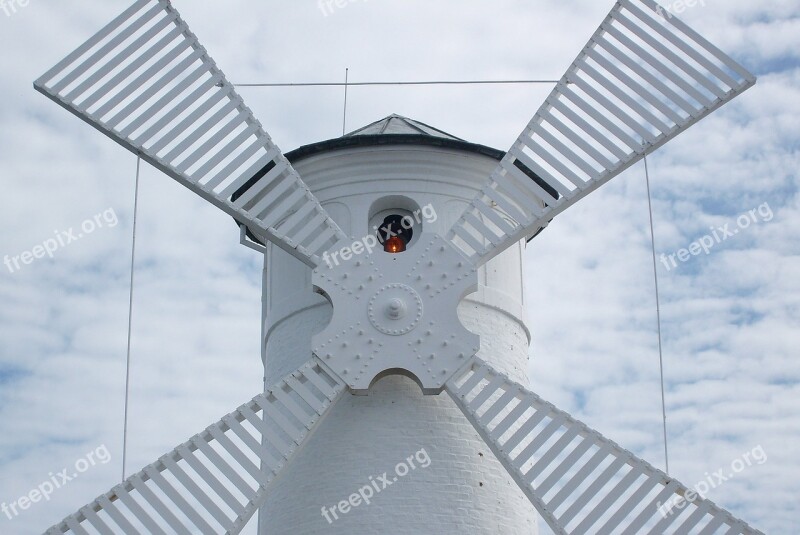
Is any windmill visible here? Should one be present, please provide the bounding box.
[34,0,764,533]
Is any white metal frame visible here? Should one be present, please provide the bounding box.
[447,0,756,265]
[446,357,764,535]
[45,358,345,535]
[34,0,345,267]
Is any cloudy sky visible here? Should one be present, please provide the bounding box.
[0,0,797,533]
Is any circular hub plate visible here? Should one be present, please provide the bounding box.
[368,284,423,335]
[313,234,479,394]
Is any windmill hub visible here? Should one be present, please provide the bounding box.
[369,284,420,333]
[313,234,480,394]
[385,297,407,320]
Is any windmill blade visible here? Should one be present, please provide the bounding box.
[44,357,345,535]
[447,0,756,265]
[35,0,345,267]
[445,357,764,535]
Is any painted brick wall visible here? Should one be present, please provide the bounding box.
[257,144,539,534]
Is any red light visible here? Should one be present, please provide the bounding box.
[384,236,406,253]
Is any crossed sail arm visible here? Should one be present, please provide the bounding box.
[446,357,764,535]
[44,358,345,535]
[35,0,346,267]
[447,0,755,266]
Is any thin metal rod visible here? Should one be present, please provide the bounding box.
[644,155,670,476]
[342,68,349,136]
[235,79,561,88]
[122,155,141,482]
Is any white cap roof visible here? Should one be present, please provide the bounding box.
[344,114,465,141]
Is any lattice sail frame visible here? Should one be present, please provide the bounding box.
[45,359,345,535]
[34,0,346,268]
[447,0,756,265]
[446,358,764,535]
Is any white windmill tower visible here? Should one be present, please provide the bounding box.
[35,1,765,534]
[254,114,541,534]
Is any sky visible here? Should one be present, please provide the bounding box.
[0,0,798,534]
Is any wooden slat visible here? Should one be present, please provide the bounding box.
[79,26,186,112]
[65,13,179,103]
[142,465,217,535]
[160,453,234,530]
[115,485,168,535]
[36,0,153,86]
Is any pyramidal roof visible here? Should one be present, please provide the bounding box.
[344,114,465,141]
[283,113,505,165]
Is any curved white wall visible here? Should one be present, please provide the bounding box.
[258,145,538,534]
